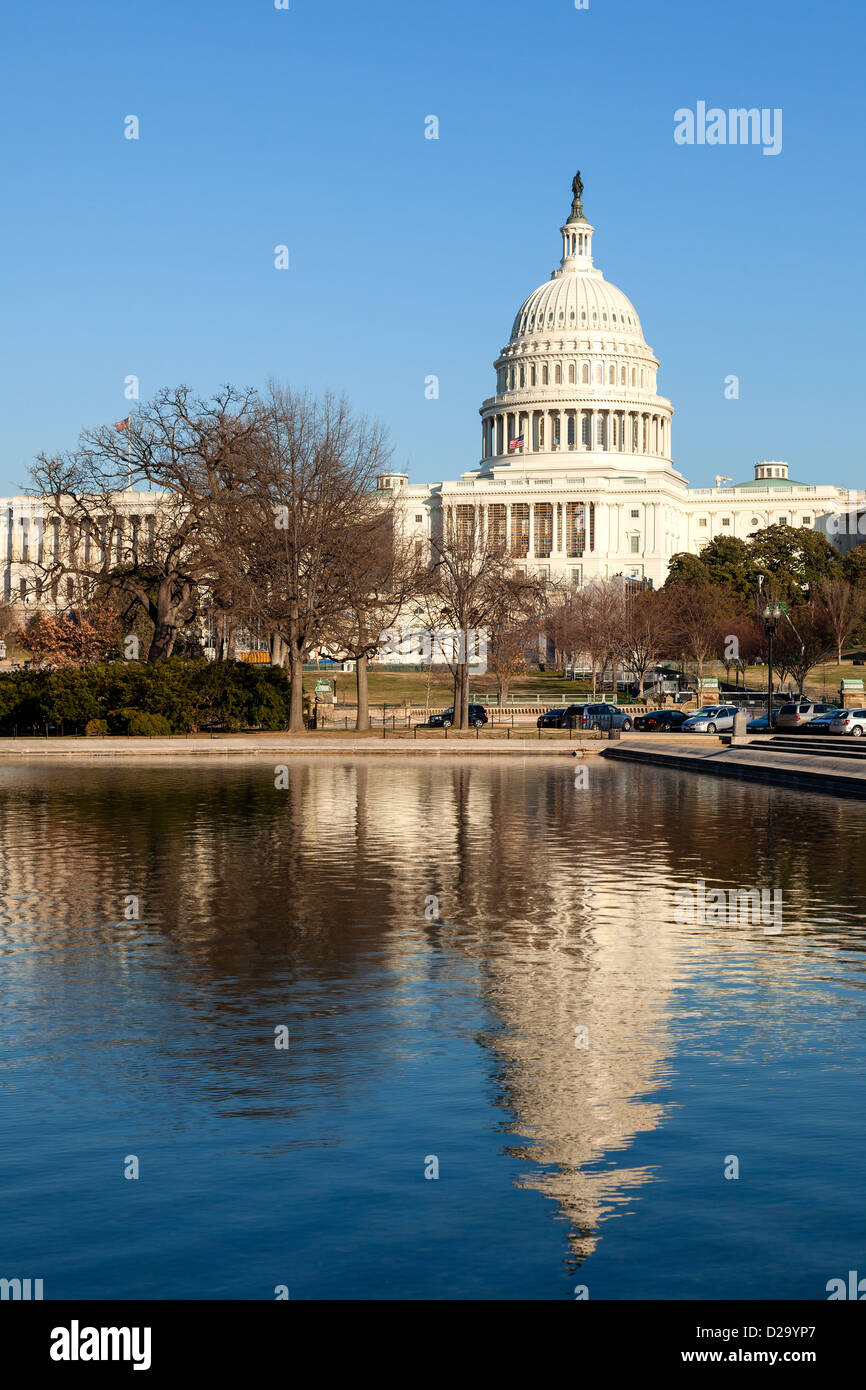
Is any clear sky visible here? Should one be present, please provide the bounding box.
[1,0,864,494]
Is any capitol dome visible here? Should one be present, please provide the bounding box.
[477,174,674,475]
[510,259,644,345]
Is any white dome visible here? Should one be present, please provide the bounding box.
[510,271,644,344]
[476,176,674,477]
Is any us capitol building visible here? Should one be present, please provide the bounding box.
[1,172,862,607]
[376,172,864,589]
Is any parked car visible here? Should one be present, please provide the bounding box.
[536,703,587,729]
[746,710,780,733]
[427,704,488,729]
[775,701,831,731]
[806,711,840,733]
[681,705,738,733]
[828,708,866,737]
[581,702,634,732]
[634,708,689,732]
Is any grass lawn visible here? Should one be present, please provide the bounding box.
[307,667,618,708]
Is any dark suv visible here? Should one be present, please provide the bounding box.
[582,703,634,731]
[537,704,587,729]
[427,704,488,729]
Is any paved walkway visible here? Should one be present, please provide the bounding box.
[603,739,866,798]
[0,731,745,761]
[0,733,596,758]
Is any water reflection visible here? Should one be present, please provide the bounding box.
[1,756,865,1294]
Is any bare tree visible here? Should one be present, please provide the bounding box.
[487,578,554,705]
[215,384,392,731]
[29,385,263,660]
[774,601,835,695]
[326,504,424,730]
[422,511,538,728]
[814,576,866,665]
[730,613,764,687]
[669,583,738,691]
[608,585,675,702]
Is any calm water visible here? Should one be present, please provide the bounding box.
[1,755,865,1300]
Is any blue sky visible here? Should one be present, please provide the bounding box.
[0,0,863,494]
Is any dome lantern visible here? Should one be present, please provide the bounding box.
[557,170,594,275]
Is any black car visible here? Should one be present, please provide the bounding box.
[634,708,689,732]
[805,709,840,733]
[427,703,488,729]
[536,703,587,729]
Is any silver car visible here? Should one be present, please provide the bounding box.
[681,704,738,733]
[775,701,831,731]
[828,708,866,737]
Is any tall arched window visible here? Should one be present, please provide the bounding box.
[542,365,549,385]
[582,363,590,384]
[608,364,615,385]
[555,364,562,384]
[595,364,603,385]
[568,363,576,384]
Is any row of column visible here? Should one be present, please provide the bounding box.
[4,513,155,565]
[482,408,668,460]
[446,501,596,560]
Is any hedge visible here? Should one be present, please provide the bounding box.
[0,658,293,736]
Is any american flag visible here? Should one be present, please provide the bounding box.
[114,417,130,433]
[508,435,524,452]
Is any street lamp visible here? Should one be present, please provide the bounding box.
[763,604,781,728]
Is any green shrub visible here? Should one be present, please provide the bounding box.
[0,658,292,735]
[127,711,172,737]
[84,718,109,737]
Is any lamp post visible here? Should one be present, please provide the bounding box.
[763,604,781,728]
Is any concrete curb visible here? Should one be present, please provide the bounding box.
[602,743,866,799]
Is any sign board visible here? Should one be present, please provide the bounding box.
[841,680,864,690]
[315,680,332,694]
